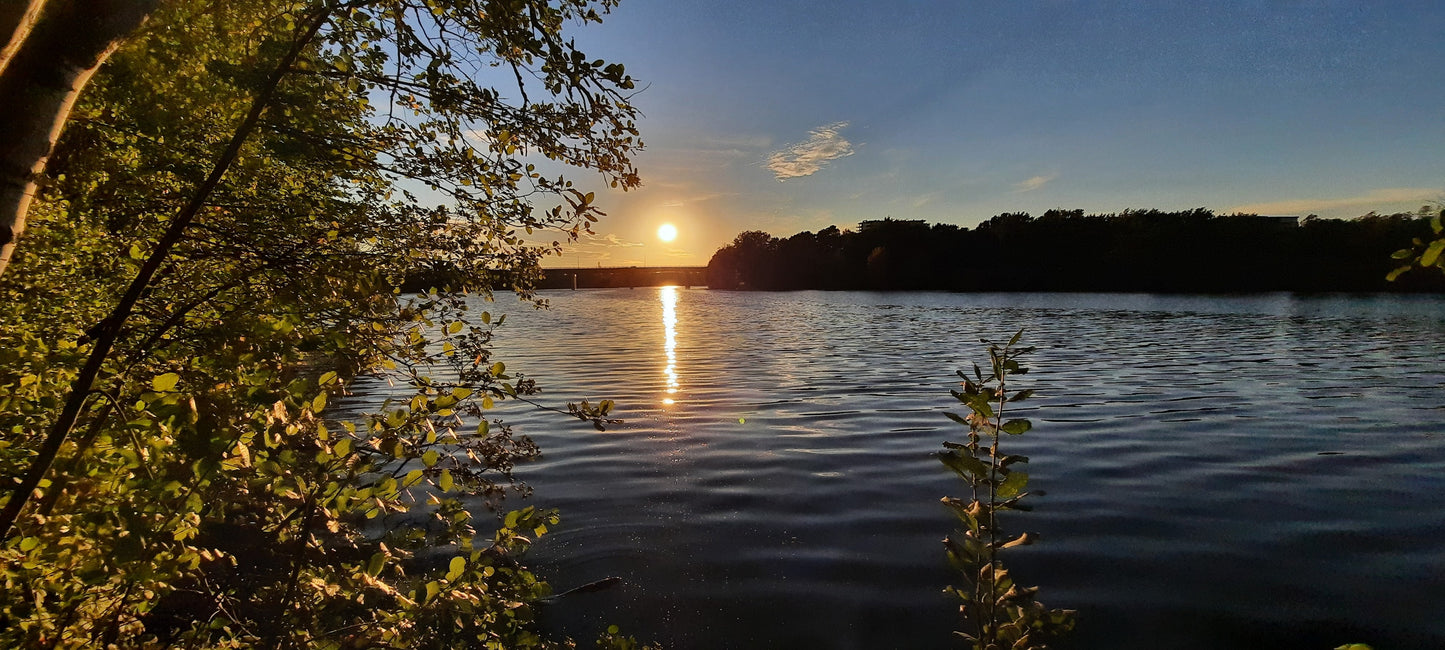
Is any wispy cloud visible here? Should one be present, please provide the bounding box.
[684,134,773,158]
[659,191,730,208]
[1231,187,1441,215]
[552,234,641,265]
[1013,174,1057,193]
[911,191,942,208]
[766,122,855,181]
[600,234,643,248]
[645,134,773,174]
[565,232,644,251]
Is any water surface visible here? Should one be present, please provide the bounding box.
[369,290,1445,649]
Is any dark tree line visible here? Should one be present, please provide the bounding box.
[706,209,1445,292]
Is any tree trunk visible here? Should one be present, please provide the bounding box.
[0,0,46,74]
[0,0,157,278]
[0,3,334,541]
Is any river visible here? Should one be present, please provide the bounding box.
[356,289,1445,649]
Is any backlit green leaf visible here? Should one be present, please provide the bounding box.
[366,552,386,577]
[152,373,179,392]
[1421,239,1445,267]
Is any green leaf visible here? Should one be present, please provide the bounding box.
[940,452,990,479]
[152,373,179,392]
[1421,239,1445,267]
[1387,265,1413,282]
[423,450,439,467]
[311,392,327,412]
[1000,419,1032,435]
[997,471,1029,498]
[967,395,995,419]
[439,469,454,492]
[447,556,466,581]
[366,552,386,577]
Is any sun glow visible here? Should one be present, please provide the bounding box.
[657,223,678,242]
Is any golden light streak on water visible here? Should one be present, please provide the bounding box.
[660,286,680,405]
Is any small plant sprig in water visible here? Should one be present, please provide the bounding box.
[939,330,1075,649]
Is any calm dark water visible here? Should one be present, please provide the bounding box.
[368,290,1445,649]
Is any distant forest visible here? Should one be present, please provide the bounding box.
[705,209,1445,292]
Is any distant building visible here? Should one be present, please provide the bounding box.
[858,218,929,232]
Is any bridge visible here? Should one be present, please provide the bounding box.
[535,266,708,289]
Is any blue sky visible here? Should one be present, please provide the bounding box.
[541,0,1445,267]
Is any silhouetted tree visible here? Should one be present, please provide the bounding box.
[706,210,1444,293]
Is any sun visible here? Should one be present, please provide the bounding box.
[657,223,678,242]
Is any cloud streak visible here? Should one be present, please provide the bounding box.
[600,234,643,248]
[766,122,854,181]
[1231,187,1441,215]
[1013,174,1057,193]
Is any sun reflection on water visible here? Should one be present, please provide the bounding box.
[660,286,679,405]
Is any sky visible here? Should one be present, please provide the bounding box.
[530,0,1445,268]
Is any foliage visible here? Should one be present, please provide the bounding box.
[595,625,664,650]
[0,0,640,647]
[707,210,1445,292]
[939,331,1074,649]
[1388,206,1445,281]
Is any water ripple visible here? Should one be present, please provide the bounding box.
[359,290,1445,649]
